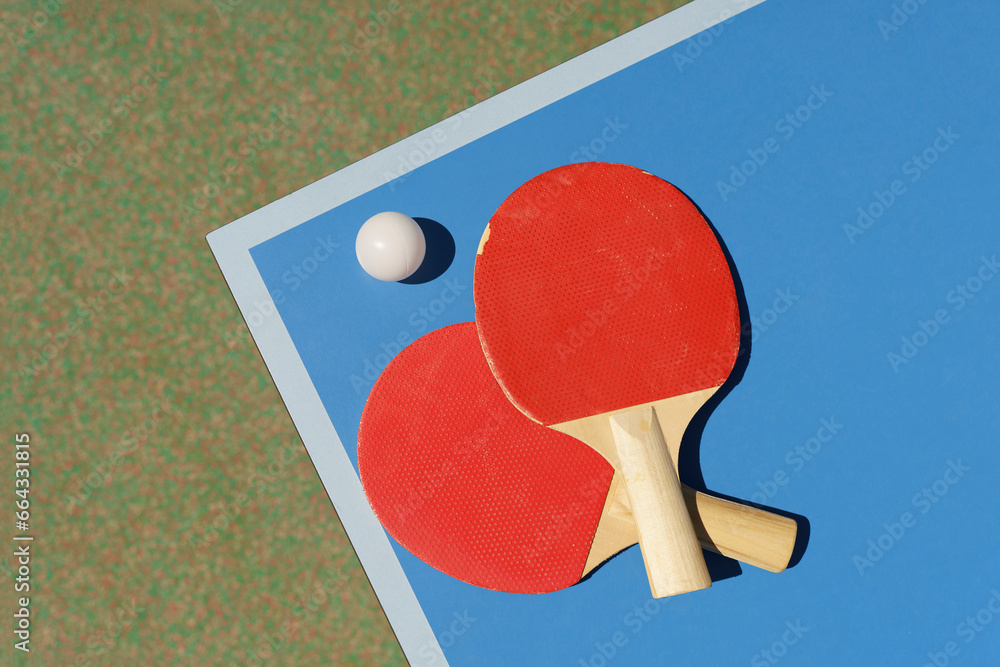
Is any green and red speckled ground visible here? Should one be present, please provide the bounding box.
[0,0,691,663]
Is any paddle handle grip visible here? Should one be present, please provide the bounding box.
[609,407,712,597]
[683,487,797,573]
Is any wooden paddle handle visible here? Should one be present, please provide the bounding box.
[609,407,712,597]
[682,487,797,573]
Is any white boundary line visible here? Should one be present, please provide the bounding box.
[206,1,766,663]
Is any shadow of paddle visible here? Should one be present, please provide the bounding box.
[573,185,810,591]
[671,189,810,573]
[577,543,743,588]
[674,195,751,490]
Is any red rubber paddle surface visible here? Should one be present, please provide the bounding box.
[358,322,615,594]
[475,162,740,426]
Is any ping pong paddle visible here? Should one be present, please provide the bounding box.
[358,323,796,595]
[475,162,743,597]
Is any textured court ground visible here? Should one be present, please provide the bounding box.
[1,1,691,663]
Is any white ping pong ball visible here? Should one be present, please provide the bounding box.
[356,212,427,282]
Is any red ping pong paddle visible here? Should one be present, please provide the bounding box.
[358,323,796,594]
[474,162,742,597]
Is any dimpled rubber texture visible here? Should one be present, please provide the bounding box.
[475,162,740,426]
[357,322,616,594]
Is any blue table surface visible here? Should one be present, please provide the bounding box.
[249,0,1000,663]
